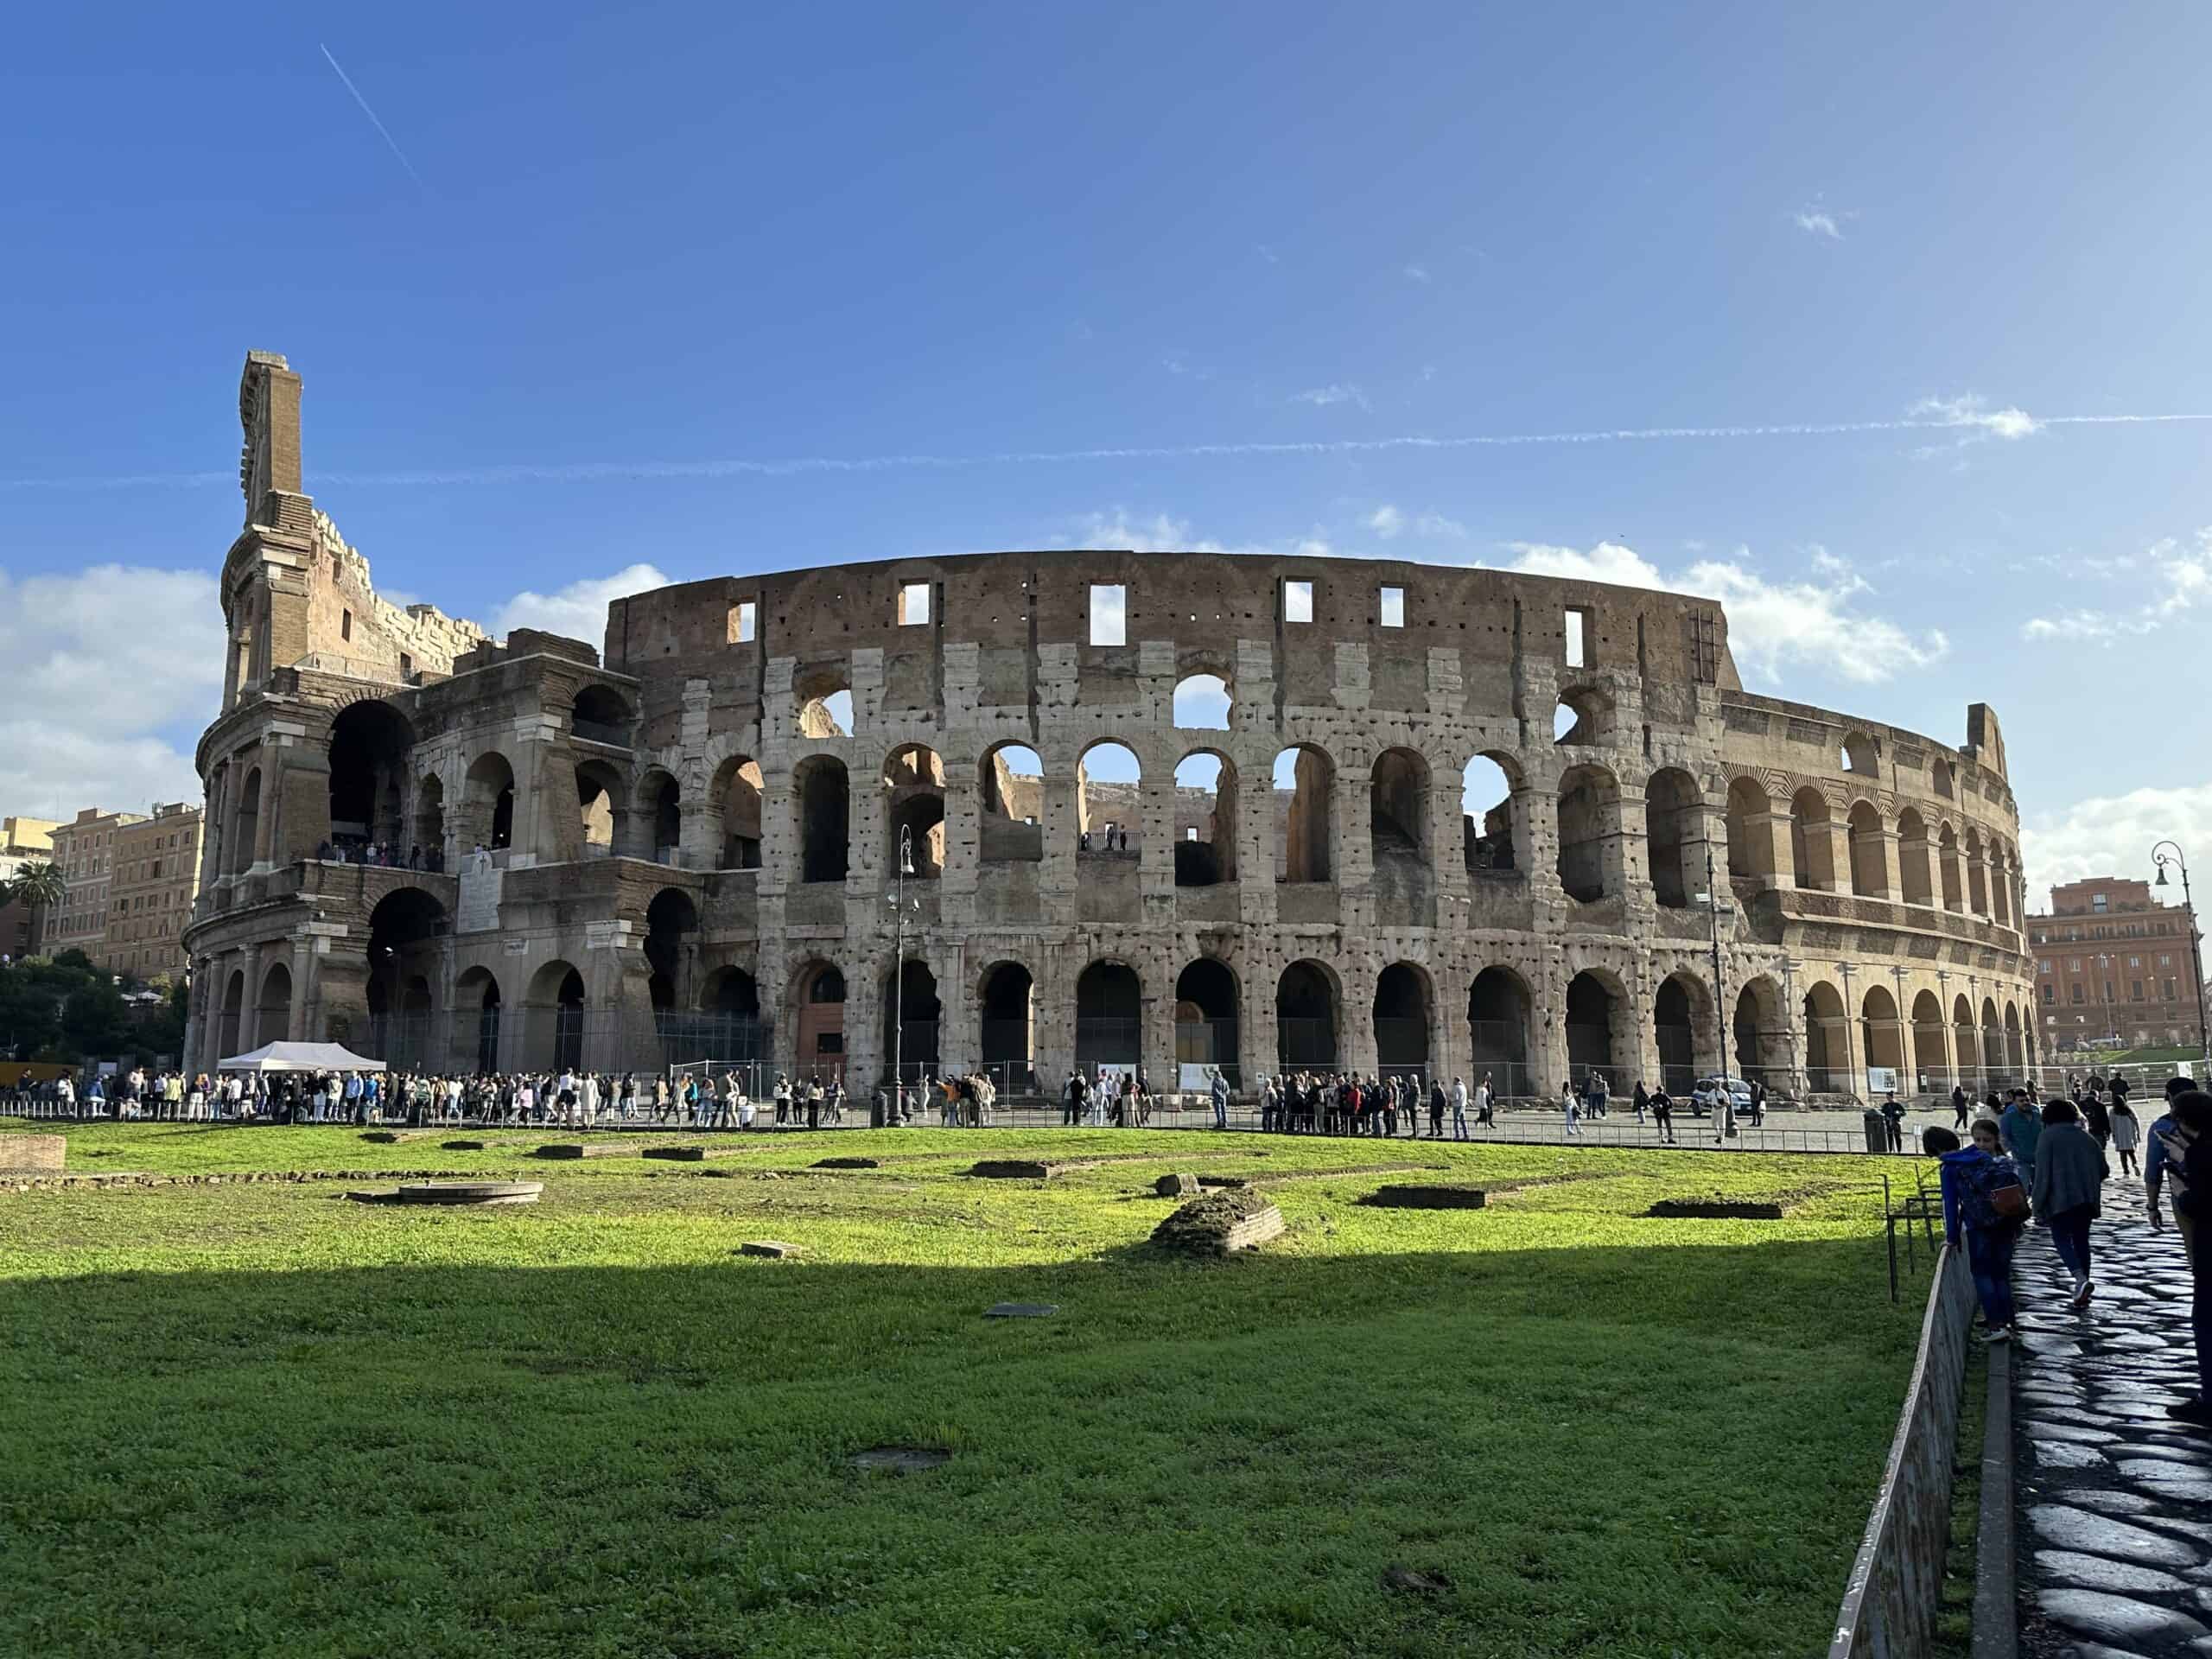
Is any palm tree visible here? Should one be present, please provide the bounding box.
[3,860,67,950]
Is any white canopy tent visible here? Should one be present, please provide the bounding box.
[216,1041,386,1073]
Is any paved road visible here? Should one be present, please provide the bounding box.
[2011,1182,2211,1656]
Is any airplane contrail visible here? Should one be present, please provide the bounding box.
[320,43,424,188]
[3,411,2208,493]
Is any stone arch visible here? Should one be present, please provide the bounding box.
[1803,980,1848,1092]
[1654,969,1714,1091]
[1172,672,1233,730]
[2004,1001,2025,1076]
[1370,747,1430,857]
[1173,749,1237,886]
[366,886,448,1067]
[1840,731,1878,775]
[796,664,853,738]
[793,755,850,884]
[1896,807,1934,906]
[1467,964,1534,1096]
[1643,767,1702,908]
[412,773,446,867]
[1988,842,2012,926]
[1732,975,1789,1088]
[1463,752,1521,874]
[462,751,515,853]
[524,959,588,1073]
[1789,786,1835,892]
[1554,684,1614,747]
[1931,757,1955,799]
[1951,993,1980,1084]
[711,753,765,870]
[1077,741,1142,855]
[1725,774,1773,881]
[1911,989,1948,1089]
[1964,827,1990,915]
[575,756,628,859]
[1373,961,1433,1082]
[1273,744,1335,884]
[1076,958,1143,1071]
[1936,821,1964,911]
[1860,984,1904,1079]
[327,699,415,851]
[645,887,699,1013]
[791,958,847,1078]
[454,965,501,1073]
[1564,968,1626,1090]
[884,744,947,878]
[1980,996,2004,1082]
[1556,763,1620,902]
[978,960,1037,1093]
[256,960,293,1046]
[1275,958,1339,1071]
[1175,957,1241,1085]
[1846,799,1888,899]
[633,768,683,864]
[978,742,1044,863]
[881,957,941,1083]
[219,968,245,1058]
[571,683,633,742]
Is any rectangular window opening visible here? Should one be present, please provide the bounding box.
[1563,607,1592,668]
[728,600,757,644]
[340,609,353,642]
[897,582,931,626]
[1283,580,1313,623]
[1379,586,1405,628]
[1089,583,1127,646]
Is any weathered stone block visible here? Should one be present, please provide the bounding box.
[0,1135,65,1172]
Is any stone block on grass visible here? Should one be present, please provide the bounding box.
[534,1141,644,1160]
[1151,1191,1286,1255]
[1155,1172,1203,1197]
[0,1134,65,1172]
[1643,1199,1785,1220]
[1359,1185,1488,1211]
[738,1240,802,1259]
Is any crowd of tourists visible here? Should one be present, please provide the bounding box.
[1927,1072,2210,1430]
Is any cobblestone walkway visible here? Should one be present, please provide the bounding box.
[2013,1182,2212,1656]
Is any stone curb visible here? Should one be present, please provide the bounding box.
[1970,1339,2016,1659]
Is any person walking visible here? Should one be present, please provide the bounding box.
[2148,1078,2195,1255]
[1474,1072,1495,1133]
[1999,1090,2044,1194]
[1449,1076,1469,1140]
[1210,1065,1230,1131]
[1650,1084,1675,1144]
[2081,1087,2112,1153]
[1929,1121,2028,1343]
[2109,1096,2141,1177]
[1880,1093,1906,1153]
[1631,1079,1649,1126]
[1428,1078,1446,1139]
[1951,1083,1971,1134]
[2031,1098,2108,1309]
[1560,1078,1580,1137]
[2162,1090,2210,1427]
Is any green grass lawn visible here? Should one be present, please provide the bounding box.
[0,1123,1924,1658]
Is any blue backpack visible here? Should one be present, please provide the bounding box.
[1956,1156,2024,1229]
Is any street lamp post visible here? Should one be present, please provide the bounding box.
[889,825,916,1108]
[2152,841,2211,1070]
[1700,836,1732,1101]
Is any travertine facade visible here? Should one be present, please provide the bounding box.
[183,354,2038,1097]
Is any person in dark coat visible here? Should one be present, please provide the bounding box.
[2031,1098,2109,1309]
[2081,1090,2112,1150]
[2166,1090,2210,1427]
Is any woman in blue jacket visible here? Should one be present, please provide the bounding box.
[1928,1121,2027,1343]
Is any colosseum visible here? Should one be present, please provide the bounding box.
[182,353,2039,1101]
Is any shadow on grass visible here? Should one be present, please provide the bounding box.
[0,1236,1911,1659]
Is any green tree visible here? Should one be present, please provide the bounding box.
[60,981,134,1060]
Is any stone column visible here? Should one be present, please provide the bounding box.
[237,943,264,1052]
[1813,819,1852,894]
[1611,791,1647,903]
[1859,827,1900,901]
[289,935,313,1040]
[1335,760,1372,931]
[1749,810,1795,891]
[1341,961,1378,1077]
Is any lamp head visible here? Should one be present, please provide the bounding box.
[2156,864,2169,888]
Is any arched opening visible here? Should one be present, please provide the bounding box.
[1789,788,1835,892]
[1273,746,1334,884]
[979,743,1044,862]
[1847,800,1887,899]
[1909,990,1947,1090]
[882,960,941,1084]
[1463,754,1518,874]
[1077,742,1141,855]
[1937,823,1964,911]
[1076,960,1142,1072]
[1554,686,1612,747]
[232,768,262,874]
[1370,748,1429,857]
[793,961,846,1079]
[575,758,626,859]
[644,887,698,1016]
[1373,963,1432,1083]
[797,671,852,738]
[218,969,245,1058]
[1654,973,1708,1094]
[571,684,633,746]
[794,756,850,884]
[979,963,1037,1094]
[2004,1002,2024,1075]
[1803,982,1847,1093]
[1952,994,1980,1088]
[1840,731,1878,774]
[1173,753,1236,886]
[1725,776,1773,881]
[885,745,946,878]
[552,969,587,1071]
[702,964,761,1016]
[1980,997,2004,1084]
[715,755,764,869]
[1173,672,1232,730]
[1931,758,1955,799]
[1965,829,1990,916]
[1732,977,1789,1090]
[1643,768,1701,908]
[1275,960,1338,1071]
[1175,958,1241,1087]
[413,775,446,868]
[463,753,515,854]
[1468,966,1532,1096]
[327,700,415,855]
[454,967,501,1074]
[365,887,447,1069]
[1897,808,1934,906]
[256,961,292,1046]
[635,772,681,865]
[1860,985,1904,1087]
[1988,846,2012,926]
[1564,971,1623,1090]
[1555,764,1618,903]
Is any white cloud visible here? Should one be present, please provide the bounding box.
[1291,384,1370,411]
[2021,784,2212,911]
[1173,674,1231,728]
[1402,263,1433,283]
[1792,209,1842,239]
[2023,529,2212,640]
[1497,541,1947,684]
[1075,512,1330,562]
[0,564,223,817]
[1255,244,1280,265]
[1911,393,2044,448]
[496,563,671,645]
[1368,504,1467,542]
[1368,505,1406,538]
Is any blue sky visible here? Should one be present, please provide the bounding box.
[3,2,2209,903]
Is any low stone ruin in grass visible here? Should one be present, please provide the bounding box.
[1643,1198,1787,1220]
[346,1180,544,1207]
[1150,1190,1286,1256]
[1357,1184,1488,1211]
[0,1134,66,1173]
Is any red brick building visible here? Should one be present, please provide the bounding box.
[2028,876,2207,1052]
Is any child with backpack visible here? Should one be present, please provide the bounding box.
[1928,1120,2029,1343]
